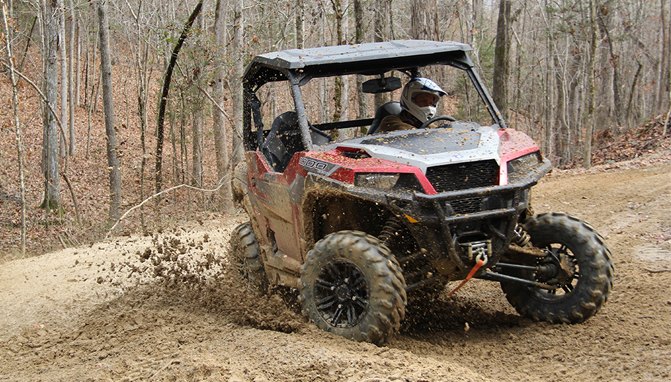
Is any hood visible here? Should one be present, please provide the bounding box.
[332,123,501,173]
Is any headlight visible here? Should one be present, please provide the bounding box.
[507,152,542,182]
[355,173,400,190]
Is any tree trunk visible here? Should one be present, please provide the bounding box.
[554,51,569,162]
[68,0,76,154]
[598,7,623,127]
[18,15,37,72]
[178,92,187,184]
[41,0,62,212]
[332,0,347,122]
[75,6,81,107]
[492,0,511,117]
[354,0,367,121]
[410,0,437,40]
[296,0,304,48]
[59,0,68,156]
[2,1,27,255]
[656,0,669,114]
[374,0,391,108]
[230,0,244,165]
[154,0,203,195]
[213,0,233,209]
[340,0,349,122]
[85,23,97,157]
[625,61,643,127]
[319,3,328,122]
[541,0,553,160]
[583,0,599,169]
[469,0,483,68]
[97,0,121,222]
[130,0,150,230]
[192,110,203,187]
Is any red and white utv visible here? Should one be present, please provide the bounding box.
[229,40,613,345]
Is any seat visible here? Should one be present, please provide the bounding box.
[368,101,402,134]
[262,111,305,172]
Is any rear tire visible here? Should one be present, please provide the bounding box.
[300,231,407,345]
[229,222,268,294]
[501,213,614,323]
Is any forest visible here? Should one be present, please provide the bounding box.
[0,0,669,257]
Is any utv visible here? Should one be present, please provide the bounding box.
[229,40,613,345]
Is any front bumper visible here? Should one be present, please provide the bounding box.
[386,159,552,275]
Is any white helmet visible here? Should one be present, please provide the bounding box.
[400,77,447,122]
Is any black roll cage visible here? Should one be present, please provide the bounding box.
[242,40,506,152]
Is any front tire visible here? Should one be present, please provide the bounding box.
[300,231,407,345]
[229,222,268,294]
[501,213,614,324]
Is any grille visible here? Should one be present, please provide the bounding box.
[426,160,499,192]
[448,196,483,214]
[447,192,515,215]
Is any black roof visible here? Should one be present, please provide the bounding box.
[244,40,474,88]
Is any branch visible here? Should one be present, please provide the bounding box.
[665,102,670,137]
[105,175,229,239]
[194,83,245,150]
[195,82,232,121]
[644,268,671,274]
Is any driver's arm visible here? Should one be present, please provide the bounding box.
[378,115,413,133]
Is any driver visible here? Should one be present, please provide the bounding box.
[378,77,447,133]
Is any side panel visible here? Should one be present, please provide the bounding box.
[246,151,305,284]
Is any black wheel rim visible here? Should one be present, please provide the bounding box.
[535,243,580,300]
[314,261,369,328]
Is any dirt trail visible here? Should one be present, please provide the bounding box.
[1,158,670,381]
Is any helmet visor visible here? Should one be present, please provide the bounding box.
[412,92,440,108]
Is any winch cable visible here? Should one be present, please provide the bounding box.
[446,253,488,298]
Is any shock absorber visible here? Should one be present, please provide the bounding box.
[379,216,404,245]
[512,224,532,247]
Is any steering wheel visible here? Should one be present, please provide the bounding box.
[419,115,456,130]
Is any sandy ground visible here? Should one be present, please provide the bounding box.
[1,156,670,381]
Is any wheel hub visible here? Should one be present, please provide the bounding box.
[557,254,577,283]
[535,244,579,294]
[335,284,352,301]
[314,261,369,328]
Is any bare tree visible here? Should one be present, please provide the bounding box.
[213,0,234,209]
[493,0,511,117]
[97,0,121,222]
[41,0,62,212]
[354,0,367,120]
[2,0,27,254]
[656,0,670,114]
[410,0,438,40]
[331,0,348,122]
[74,0,81,107]
[373,0,391,108]
[154,0,204,195]
[125,0,153,229]
[296,0,304,48]
[597,4,623,126]
[230,0,244,165]
[68,0,76,153]
[583,0,600,168]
